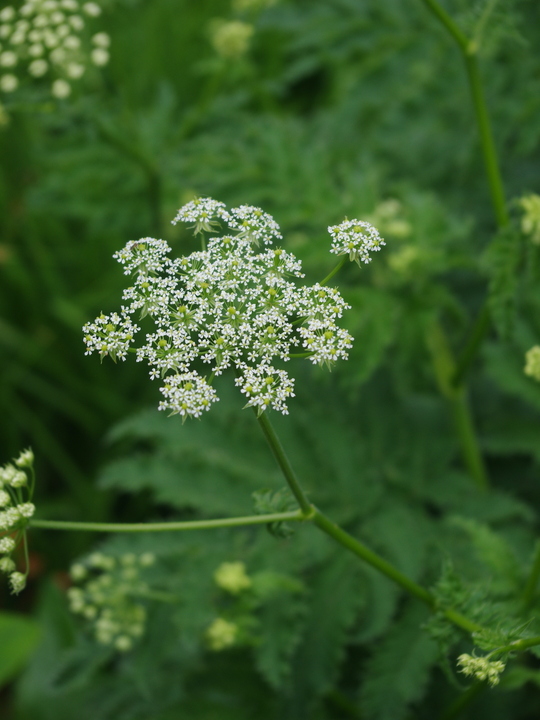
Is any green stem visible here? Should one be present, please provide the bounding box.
[254,412,482,635]
[29,510,305,533]
[450,387,489,491]
[320,256,348,286]
[463,51,509,228]
[488,635,540,658]
[452,303,491,388]
[426,319,489,489]
[420,0,469,50]
[255,411,314,516]
[521,540,540,610]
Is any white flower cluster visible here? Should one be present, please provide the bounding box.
[68,551,155,652]
[328,218,385,266]
[0,448,35,595]
[83,198,362,419]
[457,653,506,687]
[0,0,109,99]
[214,561,252,595]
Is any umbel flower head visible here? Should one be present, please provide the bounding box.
[0,448,36,595]
[83,198,384,420]
[0,0,109,100]
[68,551,156,652]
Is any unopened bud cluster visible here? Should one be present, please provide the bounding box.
[524,346,540,382]
[0,0,109,100]
[83,198,384,420]
[68,551,155,652]
[206,561,253,651]
[0,448,35,595]
[457,653,506,687]
[519,193,540,245]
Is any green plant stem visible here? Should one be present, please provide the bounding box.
[421,0,510,393]
[488,635,540,658]
[320,256,348,286]
[420,0,469,49]
[450,387,489,490]
[463,52,509,229]
[29,510,306,533]
[452,303,491,387]
[255,411,314,516]
[426,320,489,489]
[521,540,540,610]
[255,411,482,635]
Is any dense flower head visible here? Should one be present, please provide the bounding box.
[0,448,36,595]
[457,653,506,687]
[83,198,383,420]
[328,218,385,265]
[68,551,156,652]
[524,345,540,382]
[0,0,109,100]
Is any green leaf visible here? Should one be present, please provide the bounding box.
[0,611,41,687]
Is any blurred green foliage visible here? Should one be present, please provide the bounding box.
[2,0,540,718]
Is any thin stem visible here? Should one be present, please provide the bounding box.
[29,510,306,533]
[320,256,348,287]
[254,413,483,635]
[452,303,491,388]
[488,635,540,658]
[420,0,469,50]
[425,319,489,489]
[22,531,30,577]
[522,540,540,610]
[450,387,489,491]
[255,412,314,516]
[463,52,509,228]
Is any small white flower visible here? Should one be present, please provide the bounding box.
[0,536,16,554]
[91,31,109,47]
[10,469,28,487]
[29,58,48,76]
[68,14,84,30]
[51,77,70,97]
[0,490,11,507]
[0,50,17,67]
[0,8,15,23]
[0,25,12,40]
[17,502,35,518]
[82,2,101,16]
[66,61,84,78]
[61,0,79,10]
[0,556,16,573]
[49,46,66,63]
[50,11,65,24]
[9,571,26,594]
[14,448,34,468]
[63,34,80,49]
[10,31,26,45]
[0,73,18,91]
[28,42,44,56]
[90,47,108,65]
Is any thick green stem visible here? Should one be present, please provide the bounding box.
[522,540,540,610]
[29,510,305,533]
[488,635,540,658]
[255,411,314,516]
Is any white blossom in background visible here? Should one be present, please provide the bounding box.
[0,0,110,100]
[84,198,385,419]
[68,552,156,652]
[328,218,385,266]
[0,448,36,595]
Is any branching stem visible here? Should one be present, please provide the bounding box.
[29,510,306,533]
